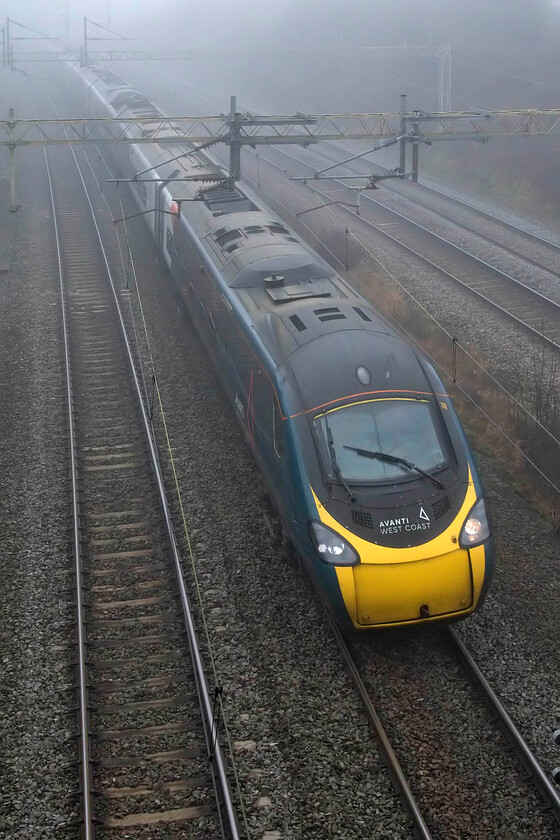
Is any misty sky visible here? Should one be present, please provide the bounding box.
[8,0,560,40]
[4,1,560,114]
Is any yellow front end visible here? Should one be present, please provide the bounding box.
[312,477,487,629]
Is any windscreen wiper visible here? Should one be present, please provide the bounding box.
[325,422,356,502]
[343,446,445,489]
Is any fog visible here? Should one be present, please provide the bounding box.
[5,0,560,217]
[6,0,560,114]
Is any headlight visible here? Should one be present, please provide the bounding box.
[459,497,491,548]
[310,521,359,566]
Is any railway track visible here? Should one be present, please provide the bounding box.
[42,69,560,837]
[312,140,560,278]
[43,125,241,838]
[324,606,560,840]
[0,59,556,840]
[245,144,560,351]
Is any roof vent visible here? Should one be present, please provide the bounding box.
[289,314,307,332]
[267,222,290,234]
[353,307,373,322]
[215,229,242,247]
[314,306,346,323]
[264,274,284,289]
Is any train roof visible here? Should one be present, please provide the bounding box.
[283,327,437,414]
[229,264,439,412]
[236,274,438,414]
[240,281,431,394]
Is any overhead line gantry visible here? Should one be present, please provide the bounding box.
[2,108,559,147]
[2,26,559,207]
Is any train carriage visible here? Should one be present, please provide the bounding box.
[68,61,494,630]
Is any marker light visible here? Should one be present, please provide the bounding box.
[310,521,359,566]
[459,498,491,548]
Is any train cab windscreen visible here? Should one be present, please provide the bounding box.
[314,398,448,484]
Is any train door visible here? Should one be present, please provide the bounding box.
[251,369,286,509]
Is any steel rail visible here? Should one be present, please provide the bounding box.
[41,126,95,839]
[319,601,433,839]
[448,628,560,827]
[317,141,560,274]
[373,185,560,277]
[46,102,241,837]
[277,143,560,312]
[316,582,560,837]
[334,197,560,351]
[354,188,560,325]
[396,180,560,254]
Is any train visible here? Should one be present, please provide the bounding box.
[65,60,494,631]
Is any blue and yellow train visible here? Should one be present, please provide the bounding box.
[69,61,494,630]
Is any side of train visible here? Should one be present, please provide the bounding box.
[67,61,494,630]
